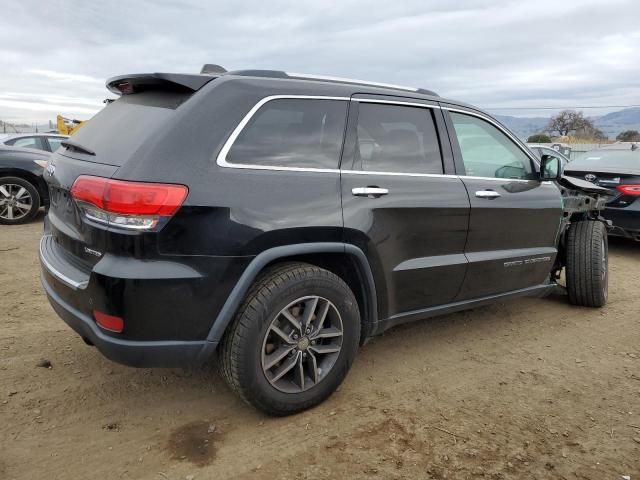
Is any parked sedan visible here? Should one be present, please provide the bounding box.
[564,145,640,241]
[527,143,572,168]
[0,133,68,153]
[0,145,50,224]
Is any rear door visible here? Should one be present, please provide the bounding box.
[443,107,563,300]
[341,97,470,322]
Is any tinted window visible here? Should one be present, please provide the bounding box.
[353,103,443,174]
[65,91,194,166]
[7,136,46,150]
[227,99,348,169]
[450,112,532,179]
[47,137,65,152]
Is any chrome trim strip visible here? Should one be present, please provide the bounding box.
[342,169,458,179]
[285,72,420,92]
[216,95,350,171]
[39,235,88,290]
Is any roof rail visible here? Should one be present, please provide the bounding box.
[225,69,438,97]
[286,72,438,97]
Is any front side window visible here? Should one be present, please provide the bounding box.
[450,112,533,179]
[353,103,443,174]
[226,98,348,169]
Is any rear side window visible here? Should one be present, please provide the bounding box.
[7,136,46,151]
[353,103,443,174]
[226,99,348,169]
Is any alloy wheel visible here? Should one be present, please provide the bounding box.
[0,183,33,221]
[261,295,344,393]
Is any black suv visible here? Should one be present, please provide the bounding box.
[40,66,610,415]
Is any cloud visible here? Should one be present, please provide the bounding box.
[1,0,639,122]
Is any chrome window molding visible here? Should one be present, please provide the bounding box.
[216,95,544,184]
[216,95,350,172]
[342,169,457,179]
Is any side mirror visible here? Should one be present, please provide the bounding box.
[540,154,561,181]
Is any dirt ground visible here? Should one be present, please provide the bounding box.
[1,213,639,480]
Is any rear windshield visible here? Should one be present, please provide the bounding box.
[61,91,191,166]
[569,150,640,173]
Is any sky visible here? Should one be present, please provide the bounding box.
[1,0,640,124]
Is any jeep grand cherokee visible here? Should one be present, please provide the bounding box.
[40,65,610,415]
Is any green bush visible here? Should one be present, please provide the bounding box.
[527,133,552,143]
[616,130,640,142]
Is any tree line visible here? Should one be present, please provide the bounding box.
[527,110,639,144]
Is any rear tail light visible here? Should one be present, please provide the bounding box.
[71,175,188,230]
[616,185,640,196]
[94,310,124,333]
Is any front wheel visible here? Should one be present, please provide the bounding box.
[219,262,361,416]
[565,220,608,307]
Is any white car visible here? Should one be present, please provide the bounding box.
[0,133,68,153]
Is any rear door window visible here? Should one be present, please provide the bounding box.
[352,103,443,174]
[7,136,46,150]
[226,98,348,169]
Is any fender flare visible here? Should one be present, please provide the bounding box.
[205,242,378,344]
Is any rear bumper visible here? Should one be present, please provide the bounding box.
[603,206,640,241]
[40,272,218,367]
[37,223,250,368]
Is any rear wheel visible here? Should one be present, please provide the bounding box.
[565,220,608,307]
[220,262,360,416]
[0,176,41,225]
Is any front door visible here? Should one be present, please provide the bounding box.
[444,108,563,300]
[341,98,470,322]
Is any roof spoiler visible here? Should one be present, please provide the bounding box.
[105,72,218,95]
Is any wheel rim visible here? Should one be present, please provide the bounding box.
[0,183,33,221]
[261,295,344,393]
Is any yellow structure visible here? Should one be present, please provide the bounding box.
[56,115,85,135]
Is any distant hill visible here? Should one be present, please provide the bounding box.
[595,107,640,138]
[492,107,640,140]
[493,114,549,139]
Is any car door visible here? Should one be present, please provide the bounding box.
[443,107,563,300]
[341,96,470,323]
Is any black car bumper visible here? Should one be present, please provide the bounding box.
[41,273,217,367]
[38,230,244,368]
[603,205,640,241]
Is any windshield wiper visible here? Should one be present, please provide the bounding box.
[61,140,95,156]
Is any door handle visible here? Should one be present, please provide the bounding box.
[475,190,501,199]
[352,187,389,198]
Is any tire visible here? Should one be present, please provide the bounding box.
[0,176,41,225]
[220,262,361,416]
[565,220,608,307]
